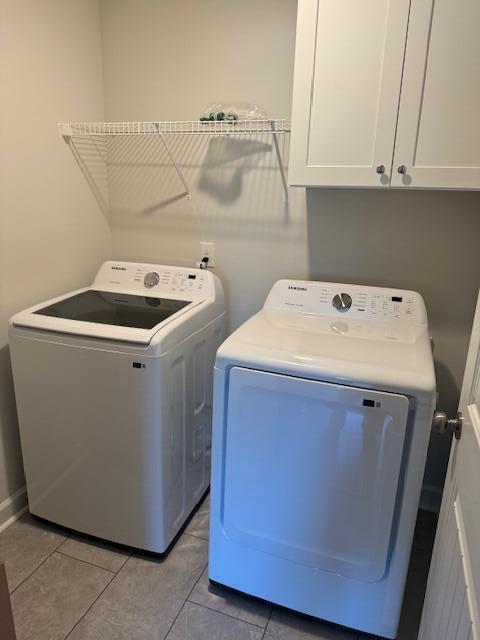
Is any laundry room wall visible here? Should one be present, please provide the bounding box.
[0,0,111,529]
[98,0,480,507]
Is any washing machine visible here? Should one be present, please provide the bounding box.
[10,261,225,553]
[209,279,435,639]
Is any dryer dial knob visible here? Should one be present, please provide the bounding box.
[332,293,352,313]
[144,272,160,288]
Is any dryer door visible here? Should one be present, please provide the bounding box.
[222,367,410,582]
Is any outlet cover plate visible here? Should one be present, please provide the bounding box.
[200,241,215,267]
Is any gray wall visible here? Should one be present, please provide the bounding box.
[100,0,480,504]
[306,188,480,495]
[0,0,111,528]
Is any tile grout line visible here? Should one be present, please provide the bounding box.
[116,553,131,573]
[10,534,67,595]
[185,600,267,631]
[161,559,209,640]
[183,531,209,543]
[64,568,118,640]
[55,549,119,575]
[261,604,274,640]
[184,522,271,635]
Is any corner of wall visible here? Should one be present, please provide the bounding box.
[0,486,27,533]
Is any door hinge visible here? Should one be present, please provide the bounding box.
[432,410,463,440]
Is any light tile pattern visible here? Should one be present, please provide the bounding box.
[0,514,66,592]
[267,608,357,640]
[185,495,210,541]
[0,498,435,640]
[58,536,129,573]
[166,601,264,640]
[68,534,208,640]
[11,552,112,640]
[189,567,271,627]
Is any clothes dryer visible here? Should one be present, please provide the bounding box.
[209,280,435,638]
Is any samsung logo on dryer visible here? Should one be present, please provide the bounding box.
[288,285,307,292]
[111,266,127,271]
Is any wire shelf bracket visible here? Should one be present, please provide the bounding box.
[59,119,291,202]
[154,124,191,199]
[270,120,289,203]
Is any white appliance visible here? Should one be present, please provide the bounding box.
[10,261,225,553]
[209,280,436,639]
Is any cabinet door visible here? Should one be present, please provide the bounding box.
[392,0,480,189]
[288,0,410,188]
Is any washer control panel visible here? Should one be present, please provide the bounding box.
[265,280,427,324]
[93,262,213,299]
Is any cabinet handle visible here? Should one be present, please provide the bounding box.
[376,165,385,174]
[397,165,407,175]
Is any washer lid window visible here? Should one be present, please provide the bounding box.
[13,287,203,345]
[34,290,191,330]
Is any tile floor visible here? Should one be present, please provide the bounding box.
[0,496,437,640]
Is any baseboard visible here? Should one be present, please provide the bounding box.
[0,487,28,534]
[420,483,442,513]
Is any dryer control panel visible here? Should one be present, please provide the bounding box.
[93,261,215,299]
[265,280,427,324]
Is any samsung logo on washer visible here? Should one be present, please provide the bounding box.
[288,285,307,292]
[111,266,127,271]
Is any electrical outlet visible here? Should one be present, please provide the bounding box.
[200,241,215,268]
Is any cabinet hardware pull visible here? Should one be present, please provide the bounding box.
[376,165,385,174]
[397,165,407,174]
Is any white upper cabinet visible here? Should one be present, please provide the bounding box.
[289,0,480,190]
[289,0,410,188]
[392,0,480,189]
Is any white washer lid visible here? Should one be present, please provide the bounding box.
[11,287,202,345]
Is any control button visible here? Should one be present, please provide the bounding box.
[332,293,353,313]
[144,272,160,288]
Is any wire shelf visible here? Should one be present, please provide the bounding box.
[59,119,290,202]
[59,119,290,138]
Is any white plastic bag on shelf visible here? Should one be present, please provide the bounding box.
[199,102,268,122]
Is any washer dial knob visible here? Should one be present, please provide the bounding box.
[144,271,160,288]
[332,292,352,313]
